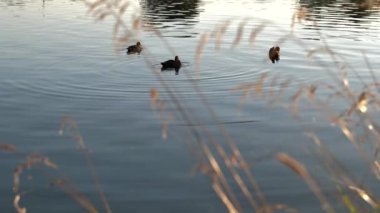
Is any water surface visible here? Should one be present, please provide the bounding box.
[1,0,380,212]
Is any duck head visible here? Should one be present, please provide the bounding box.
[274,46,280,54]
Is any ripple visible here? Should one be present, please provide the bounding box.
[1,0,379,107]
[1,54,156,104]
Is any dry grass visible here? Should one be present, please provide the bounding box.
[2,0,380,212]
[59,115,112,213]
[1,115,110,213]
[147,3,380,212]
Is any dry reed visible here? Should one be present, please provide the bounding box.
[82,0,380,212]
[2,0,380,212]
[50,179,99,213]
[59,115,112,213]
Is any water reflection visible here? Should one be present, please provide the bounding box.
[0,0,51,7]
[297,0,380,40]
[160,55,181,75]
[0,0,27,6]
[299,0,380,21]
[161,69,180,75]
[140,0,201,37]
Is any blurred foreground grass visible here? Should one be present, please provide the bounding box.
[2,0,380,212]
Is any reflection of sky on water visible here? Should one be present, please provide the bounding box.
[140,0,202,38]
[141,0,201,23]
[297,0,380,41]
[1,1,380,213]
[1,0,380,40]
[216,0,380,41]
[0,0,26,7]
[199,0,294,25]
[138,0,380,40]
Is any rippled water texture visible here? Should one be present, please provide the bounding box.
[1,0,380,212]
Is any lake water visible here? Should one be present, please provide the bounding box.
[1,0,380,212]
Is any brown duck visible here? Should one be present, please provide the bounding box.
[127,41,142,54]
[161,56,181,72]
[268,46,280,64]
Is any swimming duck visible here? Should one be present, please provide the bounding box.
[127,41,142,54]
[268,46,280,64]
[161,56,181,72]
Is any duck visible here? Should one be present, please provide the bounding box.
[127,41,142,54]
[161,56,181,72]
[268,46,280,64]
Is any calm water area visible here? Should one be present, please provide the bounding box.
[1,0,380,212]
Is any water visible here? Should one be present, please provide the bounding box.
[1,0,380,212]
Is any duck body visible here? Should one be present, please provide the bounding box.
[161,56,181,72]
[127,42,142,54]
[268,46,280,64]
